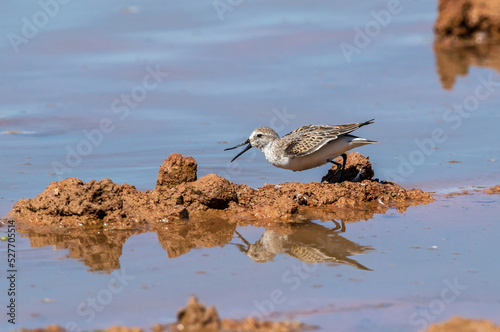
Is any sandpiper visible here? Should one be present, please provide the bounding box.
[225,119,377,178]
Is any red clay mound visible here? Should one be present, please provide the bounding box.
[20,297,314,332]
[424,316,500,332]
[8,153,433,229]
[433,0,500,89]
[435,0,500,45]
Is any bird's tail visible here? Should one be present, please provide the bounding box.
[351,137,378,145]
[359,119,375,128]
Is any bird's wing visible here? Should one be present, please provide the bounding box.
[283,120,374,157]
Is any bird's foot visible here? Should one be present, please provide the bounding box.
[325,153,347,183]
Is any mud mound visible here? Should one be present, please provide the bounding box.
[484,185,500,194]
[322,152,375,183]
[160,296,313,332]
[424,316,500,332]
[156,153,197,188]
[445,185,500,197]
[435,0,500,46]
[20,326,66,332]
[8,153,433,229]
[20,297,313,332]
[11,177,150,228]
[20,326,143,332]
[434,0,500,89]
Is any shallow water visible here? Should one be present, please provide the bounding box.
[6,193,500,331]
[1,0,500,331]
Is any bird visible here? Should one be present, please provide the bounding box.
[224,119,376,179]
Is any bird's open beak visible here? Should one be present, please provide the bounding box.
[224,139,252,162]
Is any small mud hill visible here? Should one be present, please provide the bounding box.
[8,153,433,229]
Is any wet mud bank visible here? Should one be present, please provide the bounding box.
[424,316,500,332]
[20,301,500,332]
[434,0,500,89]
[435,0,500,46]
[20,297,315,332]
[445,184,500,197]
[8,153,433,229]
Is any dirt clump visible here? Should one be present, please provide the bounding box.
[171,296,221,331]
[434,0,500,89]
[156,153,197,189]
[20,325,144,332]
[445,185,500,197]
[20,326,67,332]
[160,297,313,332]
[20,326,144,332]
[424,316,500,332]
[321,152,374,183]
[21,297,313,332]
[220,317,312,332]
[483,185,500,194]
[21,313,500,332]
[10,177,149,228]
[435,0,500,45]
[8,152,433,229]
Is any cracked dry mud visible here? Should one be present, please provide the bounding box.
[8,152,433,229]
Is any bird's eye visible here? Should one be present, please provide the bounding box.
[256,133,263,138]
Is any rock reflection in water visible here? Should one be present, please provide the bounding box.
[152,217,236,258]
[19,227,144,273]
[234,221,374,271]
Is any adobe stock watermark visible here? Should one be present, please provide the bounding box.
[384,73,500,183]
[7,0,71,54]
[213,0,243,21]
[51,64,169,179]
[409,277,467,330]
[221,106,296,181]
[63,268,135,332]
[339,0,403,63]
[249,262,318,320]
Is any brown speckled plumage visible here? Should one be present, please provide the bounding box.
[225,119,377,172]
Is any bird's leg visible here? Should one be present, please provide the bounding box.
[339,153,347,180]
[329,220,346,232]
[327,153,347,181]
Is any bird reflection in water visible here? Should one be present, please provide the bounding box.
[233,220,374,271]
